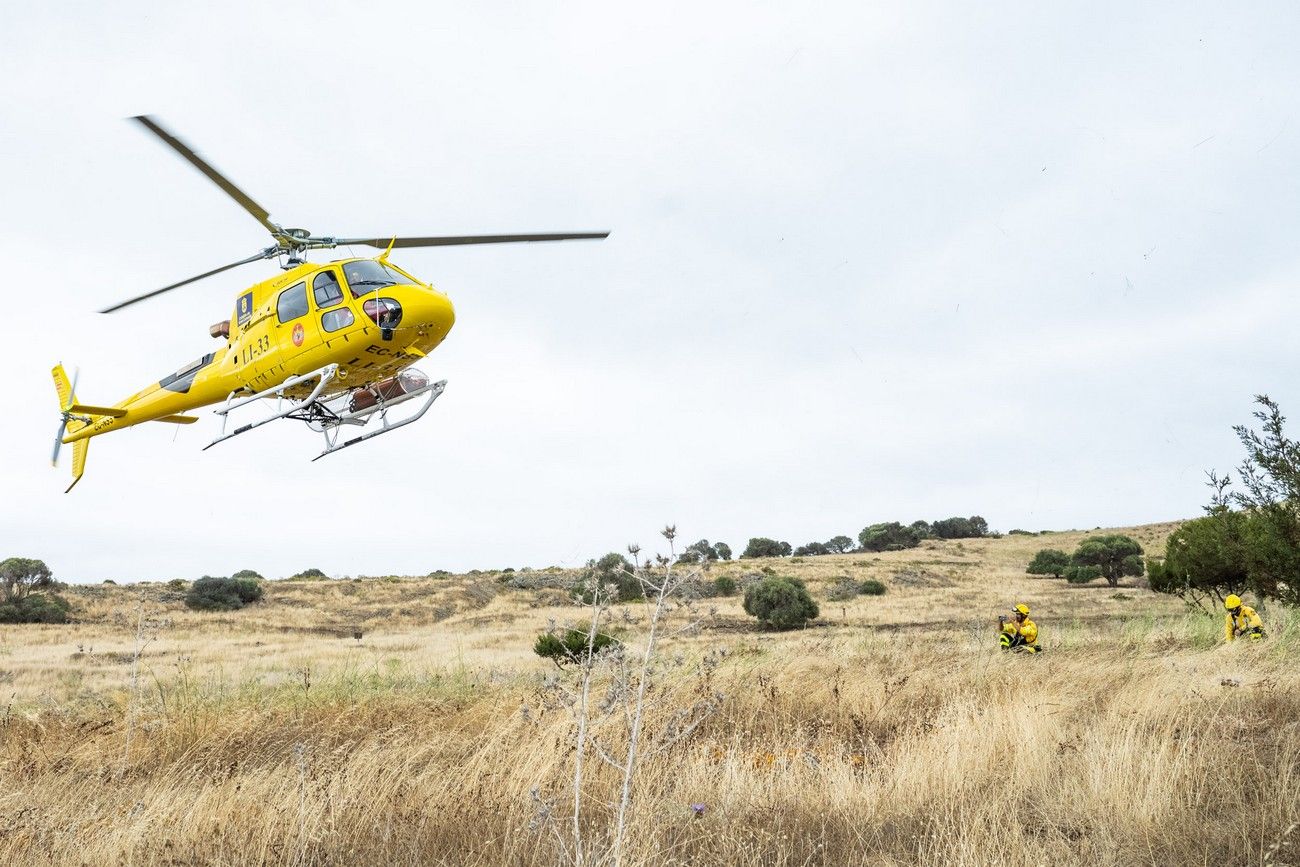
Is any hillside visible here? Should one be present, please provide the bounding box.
[2,521,1297,866]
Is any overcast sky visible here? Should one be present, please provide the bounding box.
[2,1,1297,582]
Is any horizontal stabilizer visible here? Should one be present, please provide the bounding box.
[69,403,127,418]
[154,414,198,425]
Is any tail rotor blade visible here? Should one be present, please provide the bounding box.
[67,367,80,409]
[52,418,68,466]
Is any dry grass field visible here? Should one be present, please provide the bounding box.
[2,521,1298,866]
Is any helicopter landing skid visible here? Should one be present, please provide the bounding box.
[310,378,446,461]
[203,364,340,451]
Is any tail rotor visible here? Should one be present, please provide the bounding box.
[51,366,78,467]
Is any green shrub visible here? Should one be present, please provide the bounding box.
[289,567,328,581]
[0,593,71,624]
[1064,565,1103,585]
[930,516,990,539]
[713,575,738,597]
[231,569,263,581]
[858,522,921,552]
[859,579,887,596]
[1008,529,1038,536]
[741,538,793,558]
[1026,549,1071,579]
[533,627,618,666]
[185,576,264,612]
[743,576,819,630]
[576,552,641,603]
[166,578,188,590]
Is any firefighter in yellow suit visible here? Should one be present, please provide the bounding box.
[999,603,1040,653]
[1224,594,1264,643]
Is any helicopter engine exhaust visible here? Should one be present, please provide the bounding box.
[349,369,430,413]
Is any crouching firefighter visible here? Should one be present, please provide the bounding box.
[1224,594,1264,643]
[999,603,1041,653]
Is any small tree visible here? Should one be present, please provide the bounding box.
[858,522,920,552]
[712,542,733,561]
[825,535,854,553]
[1071,535,1144,587]
[909,520,933,540]
[676,539,719,565]
[741,538,792,558]
[743,576,819,629]
[231,568,263,581]
[1026,549,1071,579]
[0,557,53,602]
[793,541,830,556]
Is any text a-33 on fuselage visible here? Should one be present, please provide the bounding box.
[50,115,607,491]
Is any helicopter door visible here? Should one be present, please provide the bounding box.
[268,279,323,376]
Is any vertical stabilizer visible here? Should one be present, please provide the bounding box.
[66,439,89,493]
[52,363,91,491]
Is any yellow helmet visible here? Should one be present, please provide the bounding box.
[1225,594,1242,610]
[1014,603,1030,616]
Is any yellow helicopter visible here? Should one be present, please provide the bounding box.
[52,116,607,491]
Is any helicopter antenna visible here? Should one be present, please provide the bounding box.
[99,116,609,313]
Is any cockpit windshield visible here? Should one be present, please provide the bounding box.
[343,260,419,298]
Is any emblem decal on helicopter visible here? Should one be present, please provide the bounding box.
[236,292,254,327]
[292,323,305,346]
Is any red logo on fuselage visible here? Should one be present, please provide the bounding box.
[292,323,305,347]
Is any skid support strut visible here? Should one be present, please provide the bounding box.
[311,378,446,460]
[204,364,339,450]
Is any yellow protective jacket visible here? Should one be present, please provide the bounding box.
[1225,605,1263,642]
[1002,617,1039,646]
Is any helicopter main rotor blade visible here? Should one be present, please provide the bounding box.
[99,249,276,314]
[131,115,280,237]
[333,232,610,249]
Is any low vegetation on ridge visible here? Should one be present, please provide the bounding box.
[1,519,1296,865]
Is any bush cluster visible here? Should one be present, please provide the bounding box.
[741,538,793,559]
[1026,536,1144,587]
[743,576,819,629]
[533,627,619,666]
[0,593,70,624]
[0,557,68,623]
[677,539,733,564]
[576,553,642,603]
[185,576,264,612]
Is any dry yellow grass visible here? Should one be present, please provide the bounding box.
[2,521,1298,866]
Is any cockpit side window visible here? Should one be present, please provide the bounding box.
[313,270,344,309]
[276,281,309,323]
